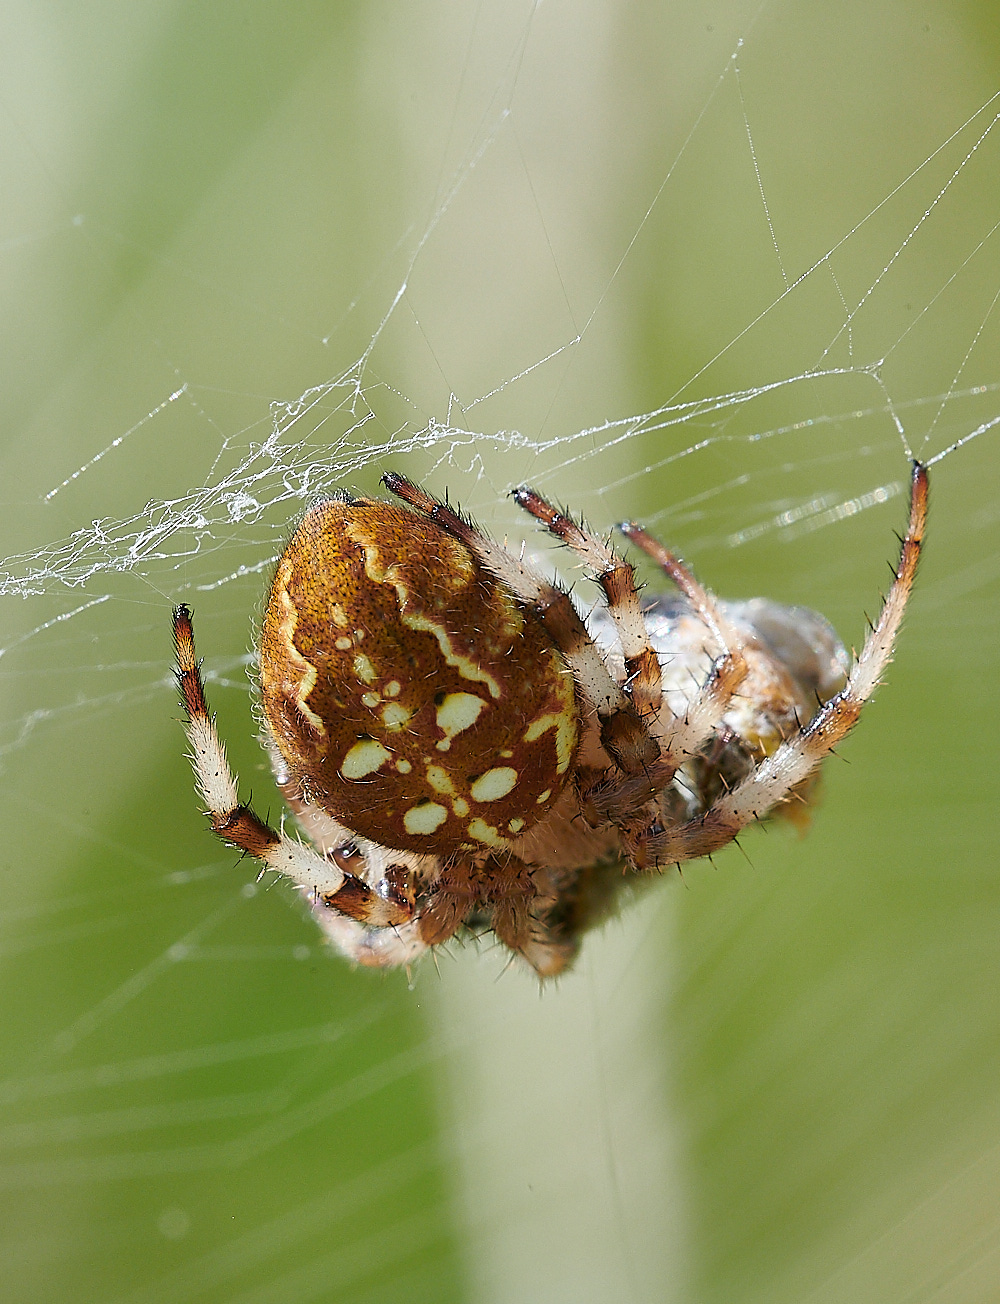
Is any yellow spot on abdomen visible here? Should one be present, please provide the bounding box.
[399,609,501,698]
[524,710,576,774]
[353,654,377,684]
[381,703,411,729]
[435,692,485,738]
[272,576,325,735]
[404,803,448,836]
[467,818,503,848]
[340,739,392,779]
[425,765,457,796]
[470,767,518,802]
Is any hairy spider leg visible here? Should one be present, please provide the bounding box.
[172,604,413,927]
[511,487,664,720]
[513,485,751,775]
[640,461,929,867]
[617,521,749,760]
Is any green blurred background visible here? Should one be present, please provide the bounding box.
[0,2,998,1301]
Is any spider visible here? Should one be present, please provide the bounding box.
[173,463,927,978]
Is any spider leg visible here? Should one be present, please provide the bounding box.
[490,503,748,843]
[382,472,658,774]
[512,488,753,810]
[172,605,412,928]
[511,487,663,720]
[617,524,748,762]
[418,853,536,955]
[638,461,928,868]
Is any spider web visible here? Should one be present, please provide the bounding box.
[1,3,999,1303]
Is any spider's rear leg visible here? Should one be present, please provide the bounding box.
[172,605,413,929]
[382,472,658,775]
[639,461,929,869]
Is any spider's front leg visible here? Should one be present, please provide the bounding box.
[510,487,664,722]
[172,605,413,929]
[512,486,754,769]
[639,461,929,869]
[511,487,750,859]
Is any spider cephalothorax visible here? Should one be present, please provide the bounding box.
[174,464,927,978]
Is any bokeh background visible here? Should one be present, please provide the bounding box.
[0,2,998,1301]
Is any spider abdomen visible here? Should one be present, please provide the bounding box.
[259,496,580,856]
